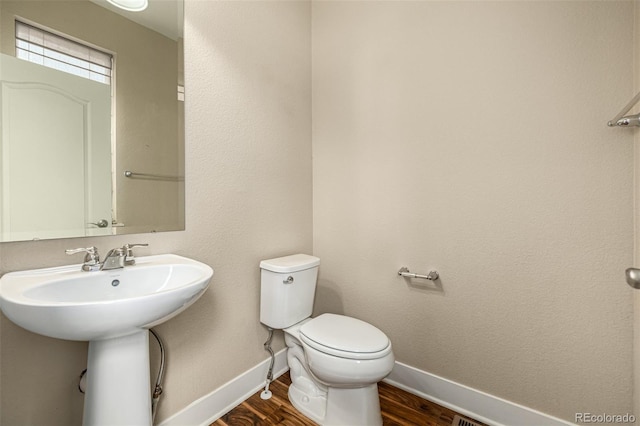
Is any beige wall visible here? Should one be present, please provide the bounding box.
[0,0,182,237]
[312,0,634,422]
[0,0,312,424]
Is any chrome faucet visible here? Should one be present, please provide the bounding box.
[101,247,126,270]
[66,244,149,271]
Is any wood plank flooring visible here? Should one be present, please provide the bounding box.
[211,372,484,426]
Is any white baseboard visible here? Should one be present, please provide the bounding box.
[384,361,574,426]
[157,348,289,426]
[158,352,574,426]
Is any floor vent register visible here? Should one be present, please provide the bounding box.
[451,414,484,426]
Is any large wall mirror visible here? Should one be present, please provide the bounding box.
[0,0,184,242]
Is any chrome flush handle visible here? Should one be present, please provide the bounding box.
[626,268,640,289]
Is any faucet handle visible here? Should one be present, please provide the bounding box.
[65,247,100,271]
[123,243,148,266]
[65,246,99,260]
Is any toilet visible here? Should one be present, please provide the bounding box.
[260,254,395,426]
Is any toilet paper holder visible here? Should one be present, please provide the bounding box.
[397,267,439,281]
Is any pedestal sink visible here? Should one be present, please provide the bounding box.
[0,254,213,425]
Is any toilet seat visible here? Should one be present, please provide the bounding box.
[299,313,391,360]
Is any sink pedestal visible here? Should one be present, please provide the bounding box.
[83,331,152,425]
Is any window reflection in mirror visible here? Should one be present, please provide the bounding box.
[0,0,185,242]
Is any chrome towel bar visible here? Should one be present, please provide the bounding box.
[398,267,439,281]
[124,170,184,181]
[608,90,640,127]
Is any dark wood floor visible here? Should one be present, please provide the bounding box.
[212,372,484,426]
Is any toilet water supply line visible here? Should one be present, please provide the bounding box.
[261,327,275,400]
[77,329,166,423]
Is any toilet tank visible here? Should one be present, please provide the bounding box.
[260,254,320,329]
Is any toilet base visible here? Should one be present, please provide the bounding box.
[287,343,383,426]
[283,319,388,426]
[324,385,383,426]
[288,380,326,424]
[287,339,327,423]
[289,380,383,426]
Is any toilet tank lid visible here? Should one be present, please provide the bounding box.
[260,254,320,273]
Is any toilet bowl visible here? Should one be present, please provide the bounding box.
[284,314,394,425]
[260,254,395,425]
[298,313,394,386]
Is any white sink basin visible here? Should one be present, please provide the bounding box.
[0,254,213,341]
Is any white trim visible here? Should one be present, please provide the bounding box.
[384,361,575,426]
[157,348,289,426]
[158,354,575,426]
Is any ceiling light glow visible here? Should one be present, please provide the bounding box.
[105,0,148,12]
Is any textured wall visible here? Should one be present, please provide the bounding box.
[0,1,312,424]
[311,1,634,421]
